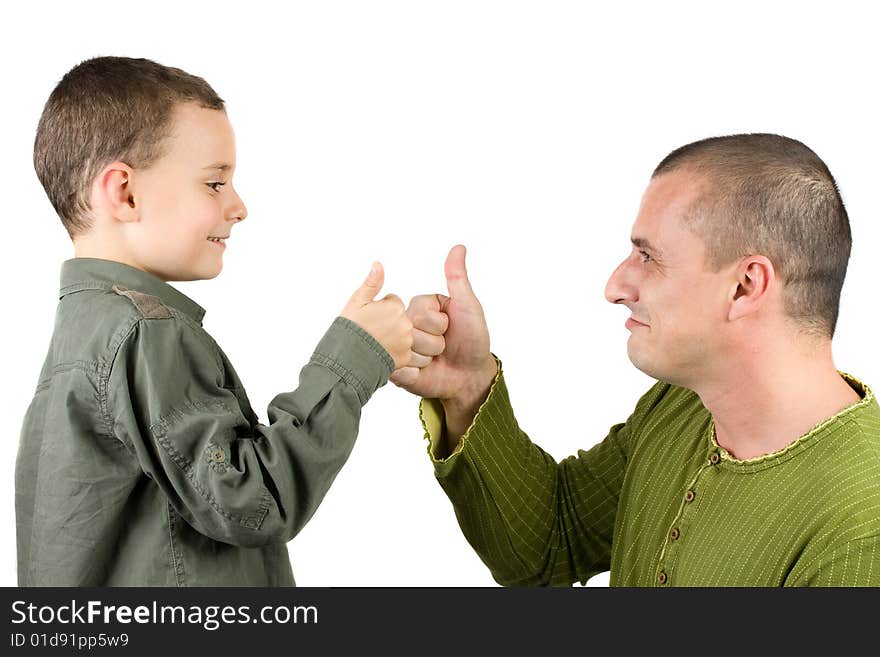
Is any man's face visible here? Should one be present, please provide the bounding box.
[604,169,732,386]
[126,103,247,281]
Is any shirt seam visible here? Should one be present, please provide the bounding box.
[59,280,115,297]
[34,360,100,393]
[101,315,144,448]
[166,502,186,587]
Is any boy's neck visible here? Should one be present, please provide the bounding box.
[73,236,155,279]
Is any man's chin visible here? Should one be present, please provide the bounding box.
[627,343,651,374]
[626,343,667,382]
[628,355,657,380]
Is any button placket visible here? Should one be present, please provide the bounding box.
[654,452,720,587]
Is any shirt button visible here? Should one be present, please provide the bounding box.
[685,490,696,503]
[658,571,668,585]
[210,449,225,463]
[670,528,680,541]
[709,453,720,465]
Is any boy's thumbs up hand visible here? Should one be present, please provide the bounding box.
[391,245,497,412]
[341,262,413,370]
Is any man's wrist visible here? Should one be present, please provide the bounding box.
[442,357,497,410]
[439,356,498,447]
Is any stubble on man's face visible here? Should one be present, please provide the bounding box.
[609,170,728,387]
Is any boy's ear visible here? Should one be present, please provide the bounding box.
[92,161,139,224]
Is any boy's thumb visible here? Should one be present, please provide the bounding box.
[349,261,384,305]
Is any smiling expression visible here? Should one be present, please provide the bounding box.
[124,103,247,281]
[604,169,734,386]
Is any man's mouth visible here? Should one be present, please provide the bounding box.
[626,316,649,329]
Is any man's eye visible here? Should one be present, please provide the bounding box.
[207,182,226,192]
[639,250,653,263]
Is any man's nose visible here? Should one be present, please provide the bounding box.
[605,259,638,305]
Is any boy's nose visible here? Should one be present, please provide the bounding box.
[605,259,638,305]
[228,189,247,223]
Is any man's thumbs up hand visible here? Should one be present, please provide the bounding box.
[434,245,495,371]
[391,246,497,450]
[341,262,413,370]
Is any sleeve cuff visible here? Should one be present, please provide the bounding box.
[309,316,395,405]
[418,355,504,475]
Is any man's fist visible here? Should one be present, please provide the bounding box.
[340,262,413,370]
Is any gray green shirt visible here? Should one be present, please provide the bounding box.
[421,359,880,586]
[16,258,393,586]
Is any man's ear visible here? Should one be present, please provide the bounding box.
[91,161,139,224]
[728,255,775,322]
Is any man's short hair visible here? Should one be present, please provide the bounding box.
[34,56,225,238]
[653,133,851,338]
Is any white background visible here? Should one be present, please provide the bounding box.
[1,1,878,587]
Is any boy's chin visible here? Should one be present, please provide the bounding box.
[163,264,223,282]
[199,265,223,280]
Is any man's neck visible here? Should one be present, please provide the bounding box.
[693,341,861,461]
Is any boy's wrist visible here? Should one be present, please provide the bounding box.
[308,317,395,405]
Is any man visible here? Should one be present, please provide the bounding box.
[391,134,880,586]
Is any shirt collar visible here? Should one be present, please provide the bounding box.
[59,257,206,324]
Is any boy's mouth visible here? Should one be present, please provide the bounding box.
[207,236,228,247]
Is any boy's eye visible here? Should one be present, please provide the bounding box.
[207,182,226,192]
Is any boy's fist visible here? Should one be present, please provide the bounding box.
[340,262,413,370]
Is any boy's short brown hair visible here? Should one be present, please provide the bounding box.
[34,56,225,238]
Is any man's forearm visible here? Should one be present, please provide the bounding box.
[438,357,499,456]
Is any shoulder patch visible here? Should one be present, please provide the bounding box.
[111,285,172,319]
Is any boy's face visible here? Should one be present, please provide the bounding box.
[127,103,247,281]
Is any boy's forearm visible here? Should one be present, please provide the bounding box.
[252,317,395,540]
[111,315,393,548]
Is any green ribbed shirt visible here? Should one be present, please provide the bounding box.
[420,359,880,586]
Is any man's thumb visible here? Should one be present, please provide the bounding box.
[445,245,475,299]
[350,261,384,305]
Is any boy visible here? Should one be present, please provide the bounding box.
[16,57,412,586]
